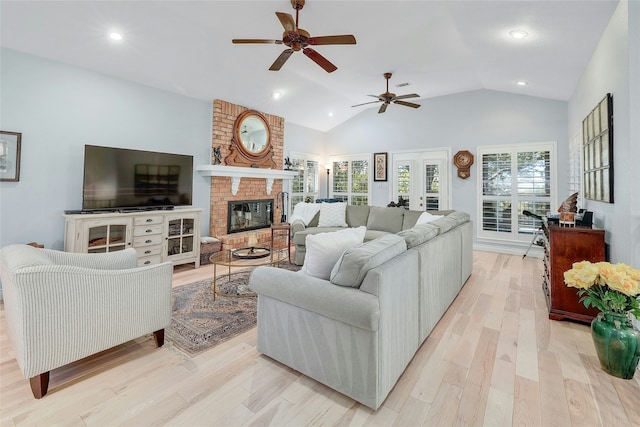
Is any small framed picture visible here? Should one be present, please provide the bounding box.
[373,152,388,182]
[0,131,21,182]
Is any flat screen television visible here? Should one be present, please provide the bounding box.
[82,145,193,211]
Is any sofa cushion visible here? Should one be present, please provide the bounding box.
[318,202,348,227]
[397,223,440,249]
[346,205,370,227]
[430,216,460,233]
[366,206,405,233]
[447,211,471,225]
[293,227,345,245]
[401,210,423,230]
[415,211,443,225]
[330,234,407,288]
[302,226,366,280]
[364,229,391,241]
[0,244,54,271]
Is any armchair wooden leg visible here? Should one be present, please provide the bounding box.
[153,329,165,347]
[30,372,50,399]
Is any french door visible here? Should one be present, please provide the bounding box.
[392,150,450,211]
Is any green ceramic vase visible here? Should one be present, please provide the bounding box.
[591,311,640,379]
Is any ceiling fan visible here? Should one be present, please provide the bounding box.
[352,73,421,113]
[232,0,356,73]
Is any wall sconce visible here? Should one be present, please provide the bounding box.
[324,164,331,197]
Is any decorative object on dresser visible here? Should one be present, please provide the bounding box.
[0,245,173,398]
[226,110,276,168]
[541,219,605,323]
[582,93,614,203]
[0,130,21,182]
[453,150,474,179]
[64,208,202,267]
[564,261,640,379]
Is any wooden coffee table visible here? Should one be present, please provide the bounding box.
[209,247,287,300]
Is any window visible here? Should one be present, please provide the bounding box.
[478,142,556,244]
[330,154,370,205]
[289,152,319,208]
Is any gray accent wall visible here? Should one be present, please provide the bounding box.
[568,0,639,267]
[0,48,212,251]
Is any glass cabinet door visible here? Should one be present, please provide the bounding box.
[85,221,130,253]
[166,217,195,258]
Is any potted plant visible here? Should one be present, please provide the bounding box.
[564,261,640,379]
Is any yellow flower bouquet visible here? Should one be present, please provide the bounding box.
[564,261,640,320]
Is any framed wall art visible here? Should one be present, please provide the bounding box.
[374,152,387,182]
[0,131,22,182]
[582,93,613,203]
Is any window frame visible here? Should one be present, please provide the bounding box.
[329,153,371,206]
[476,141,558,245]
[288,151,319,211]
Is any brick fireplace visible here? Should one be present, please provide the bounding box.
[208,99,286,251]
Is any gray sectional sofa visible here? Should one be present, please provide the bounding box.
[249,207,472,410]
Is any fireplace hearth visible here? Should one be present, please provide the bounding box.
[227,199,274,234]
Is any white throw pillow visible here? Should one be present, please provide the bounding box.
[318,202,348,227]
[302,226,366,280]
[415,211,443,225]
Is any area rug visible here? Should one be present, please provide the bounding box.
[167,261,300,357]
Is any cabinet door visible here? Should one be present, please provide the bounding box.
[81,218,132,253]
[165,214,198,261]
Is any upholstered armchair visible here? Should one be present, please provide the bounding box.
[0,244,173,398]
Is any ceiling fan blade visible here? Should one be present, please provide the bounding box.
[232,39,281,44]
[276,12,296,32]
[307,35,357,45]
[269,49,294,71]
[378,103,388,114]
[394,100,421,109]
[303,48,337,73]
[351,100,382,108]
[393,93,420,100]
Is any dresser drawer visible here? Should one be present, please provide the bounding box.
[135,245,162,258]
[137,255,162,267]
[134,234,163,247]
[133,224,163,237]
[134,215,163,226]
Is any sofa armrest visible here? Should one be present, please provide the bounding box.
[291,219,306,236]
[249,267,379,331]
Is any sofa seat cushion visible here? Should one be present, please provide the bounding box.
[397,223,440,248]
[366,207,405,233]
[330,234,407,288]
[302,226,366,280]
[293,227,346,245]
[364,229,391,241]
[250,267,380,331]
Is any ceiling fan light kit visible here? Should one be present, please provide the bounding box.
[352,72,421,114]
[232,0,356,73]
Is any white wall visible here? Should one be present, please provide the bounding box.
[283,121,328,196]
[568,0,639,265]
[325,89,568,241]
[0,48,213,251]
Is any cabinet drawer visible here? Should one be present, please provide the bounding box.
[135,246,162,258]
[137,255,162,267]
[134,216,163,226]
[134,234,163,247]
[133,224,163,237]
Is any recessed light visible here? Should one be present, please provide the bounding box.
[515,80,528,86]
[109,32,123,41]
[509,30,528,39]
[272,91,282,100]
[328,112,334,117]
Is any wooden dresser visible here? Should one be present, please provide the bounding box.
[542,221,605,323]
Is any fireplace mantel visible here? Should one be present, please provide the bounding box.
[196,165,298,195]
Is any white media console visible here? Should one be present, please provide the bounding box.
[64,208,202,267]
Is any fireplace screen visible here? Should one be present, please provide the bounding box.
[227,199,274,234]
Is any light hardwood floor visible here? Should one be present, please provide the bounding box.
[1,251,639,426]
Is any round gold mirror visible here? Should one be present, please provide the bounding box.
[235,110,270,156]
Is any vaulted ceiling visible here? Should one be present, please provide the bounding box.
[0,1,619,131]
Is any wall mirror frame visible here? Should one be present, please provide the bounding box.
[582,93,613,203]
[226,110,276,168]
